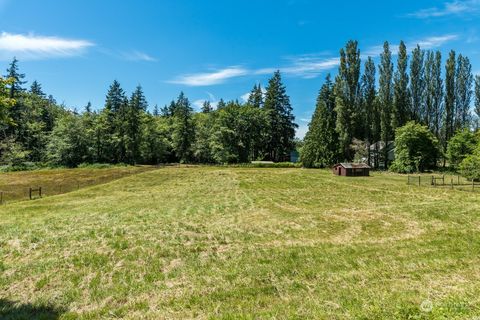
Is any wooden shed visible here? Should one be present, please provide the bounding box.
[333,163,370,177]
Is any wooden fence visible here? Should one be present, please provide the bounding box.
[407,174,479,191]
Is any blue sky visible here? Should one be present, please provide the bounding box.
[0,0,479,137]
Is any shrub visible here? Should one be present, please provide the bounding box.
[459,154,480,181]
[390,121,440,173]
[446,129,477,169]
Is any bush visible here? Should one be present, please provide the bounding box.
[390,121,440,173]
[459,154,480,181]
[446,129,477,169]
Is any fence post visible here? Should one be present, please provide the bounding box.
[0,191,3,204]
[458,176,460,185]
[418,176,421,186]
[451,179,454,189]
[442,175,445,186]
[407,175,410,185]
[29,187,32,200]
[39,187,42,198]
[473,180,475,191]
[431,176,434,185]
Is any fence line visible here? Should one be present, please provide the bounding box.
[0,166,156,205]
[407,174,479,192]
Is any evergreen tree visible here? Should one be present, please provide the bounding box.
[104,80,127,162]
[125,85,147,164]
[378,41,394,169]
[247,84,264,108]
[392,41,409,130]
[263,71,297,161]
[410,45,425,122]
[5,57,26,99]
[301,74,339,167]
[334,40,362,160]
[217,98,226,110]
[172,92,194,162]
[30,80,45,98]
[152,104,160,116]
[201,100,213,113]
[455,54,473,131]
[362,57,377,166]
[444,50,456,144]
[84,102,92,114]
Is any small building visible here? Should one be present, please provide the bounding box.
[333,163,370,176]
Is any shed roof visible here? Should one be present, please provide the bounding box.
[336,163,371,169]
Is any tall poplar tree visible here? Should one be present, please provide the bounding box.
[431,51,444,138]
[410,45,425,123]
[362,57,377,165]
[475,75,480,126]
[444,50,456,144]
[378,41,393,169]
[334,40,361,160]
[392,41,409,130]
[455,54,473,131]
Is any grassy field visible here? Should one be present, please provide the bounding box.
[1,167,480,319]
[0,165,156,204]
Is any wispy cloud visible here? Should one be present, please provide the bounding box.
[169,66,248,86]
[169,34,459,87]
[407,0,480,18]
[193,92,219,110]
[0,32,94,60]
[121,50,157,62]
[362,34,459,58]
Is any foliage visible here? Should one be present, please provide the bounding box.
[301,74,340,168]
[459,153,480,181]
[390,121,440,173]
[446,129,477,169]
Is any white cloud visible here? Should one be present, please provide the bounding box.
[240,92,251,102]
[407,0,480,18]
[193,99,219,110]
[362,34,459,58]
[122,50,156,62]
[169,66,248,86]
[0,32,94,60]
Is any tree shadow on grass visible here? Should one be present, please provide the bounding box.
[0,299,66,320]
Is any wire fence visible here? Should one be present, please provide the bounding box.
[0,166,157,205]
[407,174,480,192]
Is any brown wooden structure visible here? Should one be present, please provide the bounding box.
[333,163,370,177]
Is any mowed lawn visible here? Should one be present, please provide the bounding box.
[1,167,480,319]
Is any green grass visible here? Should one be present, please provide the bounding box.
[0,165,156,203]
[1,167,480,319]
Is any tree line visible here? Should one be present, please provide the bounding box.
[0,59,297,168]
[302,40,480,170]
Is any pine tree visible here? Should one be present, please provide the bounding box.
[172,92,194,163]
[444,50,456,144]
[410,45,425,123]
[216,98,226,110]
[125,85,148,164]
[454,54,473,131]
[84,102,92,114]
[361,57,377,166]
[392,41,409,130]
[301,74,339,167]
[378,41,394,169]
[152,104,160,116]
[30,80,45,98]
[247,84,263,108]
[5,57,26,99]
[334,40,362,160]
[104,80,127,162]
[263,71,297,162]
[201,100,213,113]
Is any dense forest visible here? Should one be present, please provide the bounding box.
[0,40,480,172]
[0,59,297,169]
